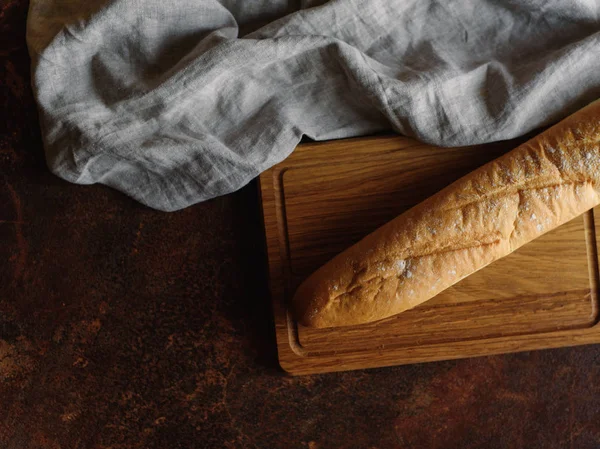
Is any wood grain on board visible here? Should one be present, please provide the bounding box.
[258,134,600,375]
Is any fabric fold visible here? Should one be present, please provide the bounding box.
[27,0,600,211]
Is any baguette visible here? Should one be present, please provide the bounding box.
[292,99,600,328]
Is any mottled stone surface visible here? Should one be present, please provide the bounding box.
[2,2,600,448]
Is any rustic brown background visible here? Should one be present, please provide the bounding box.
[2,2,600,448]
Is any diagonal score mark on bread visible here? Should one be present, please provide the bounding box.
[292,99,600,328]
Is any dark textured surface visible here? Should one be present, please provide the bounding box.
[2,2,600,448]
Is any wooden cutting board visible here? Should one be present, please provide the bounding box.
[258,134,600,375]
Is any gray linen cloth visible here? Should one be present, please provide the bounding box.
[27,0,600,211]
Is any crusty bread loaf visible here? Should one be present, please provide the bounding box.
[292,99,600,328]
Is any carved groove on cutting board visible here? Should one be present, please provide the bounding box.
[584,210,600,322]
[270,167,306,357]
